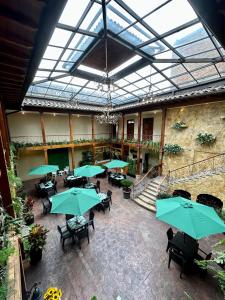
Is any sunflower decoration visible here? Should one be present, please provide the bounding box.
[44,287,62,300]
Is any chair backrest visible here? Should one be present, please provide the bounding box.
[89,210,95,221]
[206,252,212,260]
[47,189,55,197]
[196,194,223,211]
[57,225,62,236]
[167,228,174,241]
[96,180,100,187]
[173,189,191,200]
[65,214,74,221]
[107,190,112,197]
[75,224,88,239]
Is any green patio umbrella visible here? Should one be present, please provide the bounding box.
[50,187,101,215]
[28,165,59,175]
[74,165,104,177]
[156,197,225,239]
[103,159,128,169]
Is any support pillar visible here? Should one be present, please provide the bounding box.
[121,114,125,159]
[0,135,14,217]
[40,112,46,145]
[159,108,167,175]
[69,114,75,169]
[44,149,48,165]
[91,115,96,163]
[0,102,10,166]
[136,112,142,175]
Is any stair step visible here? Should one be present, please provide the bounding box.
[134,197,156,213]
[142,190,157,199]
[138,195,156,205]
[146,186,159,195]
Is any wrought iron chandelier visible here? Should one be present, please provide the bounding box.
[96,0,121,125]
[143,65,154,102]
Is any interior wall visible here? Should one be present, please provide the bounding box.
[8,111,42,143]
[44,113,70,142]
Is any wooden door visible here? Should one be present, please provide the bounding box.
[127,120,134,140]
[142,118,154,140]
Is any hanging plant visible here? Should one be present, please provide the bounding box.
[196,133,216,145]
[163,144,183,155]
[171,121,188,130]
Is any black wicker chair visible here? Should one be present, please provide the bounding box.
[196,194,223,212]
[173,189,191,200]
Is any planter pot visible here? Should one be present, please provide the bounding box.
[30,248,42,265]
[25,215,34,226]
[123,188,131,199]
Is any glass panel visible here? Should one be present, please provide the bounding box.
[123,73,141,82]
[68,34,94,51]
[148,73,165,84]
[55,61,74,71]
[155,80,172,89]
[171,73,195,86]
[136,65,153,77]
[59,0,90,27]
[71,77,88,86]
[163,65,187,77]
[183,62,211,72]
[176,39,215,57]
[43,46,63,60]
[154,50,179,59]
[191,65,218,81]
[153,62,175,70]
[188,49,220,59]
[80,3,102,32]
[56,76,73,83]
[65,85,79,93]
[165,23,207,47]
[141,41,168,56]
[38,59,57,69]
[144,0,197,34]
[78,65,105,76]
[49,28,72,47]
[114,78,129,87]
[109,55,141,76]
[35,70,51,77]
[61,50,83,63]
[118,0,167,18]
[123,85,138,92]
[49,82,67,90]
[119,23,153,45]
[216,62,225,76]
[133,79,149,88]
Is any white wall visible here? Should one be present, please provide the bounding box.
[44,113,70,142]
[8,111,42,143]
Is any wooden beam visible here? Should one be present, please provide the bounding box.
[0,135,14,217]
[159,108,167,175]
[40,112,46,145]
[71,148,75,169]
[0,101,10,166]
[136,112,142,175]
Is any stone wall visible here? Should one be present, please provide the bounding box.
[163,100,225,202]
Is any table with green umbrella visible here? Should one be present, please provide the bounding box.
[74,165,104,178]
[156,196,225,239]
[50,187,101,216]
[103,159,128,169]
[28,164,59,176]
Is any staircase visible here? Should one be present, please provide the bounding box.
[133,177,165,213]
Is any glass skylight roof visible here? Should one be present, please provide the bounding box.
[25,0,225,107]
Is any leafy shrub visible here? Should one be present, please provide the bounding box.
[196,133,216,145]
[172,121,187,129]
[163,144,183,155]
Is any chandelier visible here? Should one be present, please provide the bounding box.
[96,1,121,125]
[143,65,154,102]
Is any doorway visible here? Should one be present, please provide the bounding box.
[142,118,154,140]
[127,120,134,140]
[48,148,69,170]
[112,124,117,139]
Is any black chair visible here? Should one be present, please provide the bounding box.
[107,190,112,204]
[98,198,110,213]
[74,224,89,249]
[168,247,188,279]
[96,180,100,193]
[196,194,223,213]
[53,181,57,193]
[194,250,212,278]
[42,198,52,215]
[107,172,112,184]
[88,210,95,230]
[47,189,55,197]
[64,178,68,187]
[57,225,73,248]
[166,228,174,252]
[65,214,74,221]
[173,189,191,200]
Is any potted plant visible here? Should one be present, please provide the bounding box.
[163,144,184,155]
[120,179,133,199]
[172,121,188,130]
[28,224,48,264]
[196,133,216,145]
[23,196,34,226]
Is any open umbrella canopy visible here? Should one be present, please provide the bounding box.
[28,165,59,175]
[74,165,104,177]
[103,160,128,169]
[156,197,225,239]
[51,188,101,215]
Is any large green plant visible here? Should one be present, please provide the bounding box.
[163,144,183,155]
[196,133,216,145]
[28,224,48,252]
[196,238,225,297]
[127,158,136,177]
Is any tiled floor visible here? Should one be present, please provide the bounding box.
[24,176,223,300]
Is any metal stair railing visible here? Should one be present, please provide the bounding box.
[132,164,161,199]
